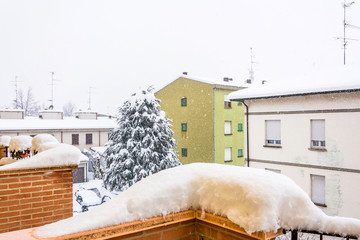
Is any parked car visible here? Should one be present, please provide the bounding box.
[75,187,111,212]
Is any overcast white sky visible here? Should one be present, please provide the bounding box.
[0,0,359,115]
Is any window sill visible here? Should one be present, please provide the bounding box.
[224,134,232,136]
[263,145,282,148]
[224,160,233,163]
[237,156,243,158]
[308,148,327,152]
[314,202,327,208]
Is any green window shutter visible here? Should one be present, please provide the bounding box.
[238,149,243,157]
[182,148,187,157]
[181,97,187,107]
[238,123,243,131]
[181,123,187,132]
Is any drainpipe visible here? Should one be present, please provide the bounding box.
[242,101,250,167]
[213,88,216,163]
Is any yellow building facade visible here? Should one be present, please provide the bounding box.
[156,76,245,165]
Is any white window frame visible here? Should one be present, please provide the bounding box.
[265,120,281,146]
[224,121,232,135]
[225,147,232,162]
[311,119,325,149]
[311,174,326,206]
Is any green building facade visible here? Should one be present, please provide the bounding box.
[156,76,245,166]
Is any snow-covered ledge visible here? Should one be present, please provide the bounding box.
[0,144,81,233]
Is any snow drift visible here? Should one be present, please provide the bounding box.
[36,163,360,238]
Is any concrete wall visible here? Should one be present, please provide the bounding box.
[156,77,214,164]
[214,88,245,166]
[244,91,360,218]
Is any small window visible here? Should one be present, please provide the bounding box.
[86,133,93,145]
[72,134,79,145]
[181,148,187,157]
[238,123,243,131]
[311,120,325,149]
[311,175,326,206]
[224,121,232,135]
[181,97,187,107]
[181,123,187,132]
[224,95,231,109]
[237,149,243,157]
[225,147,232,162]
[237,102,243,106]
[265,120,281,146]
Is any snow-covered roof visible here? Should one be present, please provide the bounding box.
[229,66,360,101]
[0,144,81,170]
[156,75,245,93]
[229,81,360,101]
[0,117,116,131]
[35,163,360,238]
[0,109,24,112]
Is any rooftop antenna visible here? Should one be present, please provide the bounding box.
[10,76,23,109]
[88,86,95,110]
[336,1,359,64]
[49,72,60,108]
[245,48,255,84]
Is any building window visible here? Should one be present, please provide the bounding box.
[181,148,187,157]
[225,147,232,162]
[181,97,187,107]
[237,149,243,157]
[181,123,187,132]
[224,95,231,108]
[86,133,93,145]
[311,174,326,206]
[72,134,79,145]
[311,120,325,149]
[224,121,232,135]
[238,123,243,131]
[265,120,281,146]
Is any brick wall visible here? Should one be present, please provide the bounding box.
[6,210,278,240]
[0,165,77,233]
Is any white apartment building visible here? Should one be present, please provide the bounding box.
[229,82,360,219]
[0,110,115,151]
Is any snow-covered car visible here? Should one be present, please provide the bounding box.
[74,187,111,212]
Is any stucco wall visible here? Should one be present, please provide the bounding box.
[156,77,214,164]
[244,91,360,218]
[214,88,245,166]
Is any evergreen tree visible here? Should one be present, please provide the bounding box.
[103,88,181,192]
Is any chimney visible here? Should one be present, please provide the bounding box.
[223,77,229,82]
[182,72,188,75]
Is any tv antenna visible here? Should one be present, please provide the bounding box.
[88,86,95,110]
[10,76,23,109]
[49,72,60,108]
[245,48,256,84]
[336,1,359,64]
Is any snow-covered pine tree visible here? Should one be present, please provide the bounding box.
[103,88,181,192]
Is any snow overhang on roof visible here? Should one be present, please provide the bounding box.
[229,81,360,101]
[156,75,246,92]
[0,117,116,131]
